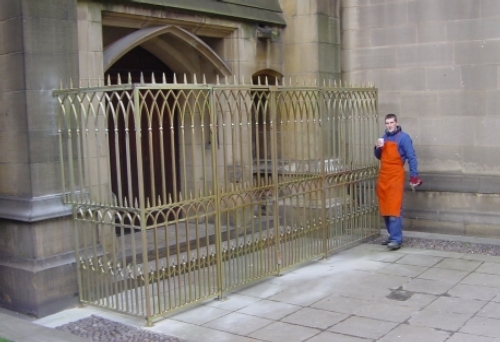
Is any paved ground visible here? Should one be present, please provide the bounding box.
[3,231,500,341]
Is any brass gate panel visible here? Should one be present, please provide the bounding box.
[54,76,379,324]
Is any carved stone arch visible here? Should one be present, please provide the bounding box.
[252,69,283,85]
[103,25,232,77]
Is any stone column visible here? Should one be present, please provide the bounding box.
[280,0,341,82]
[0,0,79,317]
[279,0,342,161]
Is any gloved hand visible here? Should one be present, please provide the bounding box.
[409,176,423,188]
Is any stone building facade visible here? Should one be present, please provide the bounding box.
[1,0,499,317]
[0,0,341,317]
[342,0,500,237]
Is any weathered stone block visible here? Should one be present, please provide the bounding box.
[398,43,454,67]
[342,46,396,72]
[341,3,408,30]
[319,42,339,74]
[400,91,437,117]
[0,18,24,54]
[377,91,401,116]
[0,131,29,164]
[485,90,500,116]
[21,0,77,20]
[446,19,483,41]
[25,52,79,91]
[341,29,371,50]
[0,0,21,21]
[0,91,28,131]
[293,15,318,43]
[398,68,426,91]
[417,21,446,43]
[23,17,78,54]
[408,0,479,23]
[416,145,462,173]
[424,67,462,91]
[26,91,59,131]
[436,90,485,117]
[28,132,60,164]
[31,162,65,197]
[371,26,416,47]
[462,145,500,174]
[482,0,500,18]
[481,17,500,39]
[419,116,474,146]
[404,217,465,236]
[0,162,32,196]
[0,253,78,317]
[455,41,500,65]
[368,69,400,91]
[461,64,498,90]
[0,53,26,91]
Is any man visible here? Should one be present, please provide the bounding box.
[374,114,422,250]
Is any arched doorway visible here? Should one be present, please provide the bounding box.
[105,46,179,223]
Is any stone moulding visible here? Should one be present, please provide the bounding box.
[0,194,72,222]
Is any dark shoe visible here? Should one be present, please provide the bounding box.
[387,242,401,250]
[381,238,391,245]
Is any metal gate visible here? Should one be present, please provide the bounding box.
[54,76,379,325]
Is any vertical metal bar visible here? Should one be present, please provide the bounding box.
[319,90,328,258]
[60,94,84,305]
[210,86,224,298]
[132,87,152,326]
[269,86,281,275]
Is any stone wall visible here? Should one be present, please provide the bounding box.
[0,0,79,316]
[342,0,500,237]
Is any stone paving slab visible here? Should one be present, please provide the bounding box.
[0,312,89,342]
[7,232,500,342]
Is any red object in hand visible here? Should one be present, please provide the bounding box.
[409,176,423,187]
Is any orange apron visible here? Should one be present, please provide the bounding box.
[376,139,405,217]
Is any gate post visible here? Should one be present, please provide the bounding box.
[210,86,224,299]
[132,87,152,326]
[269,86,282,275]
[319,89,328,258]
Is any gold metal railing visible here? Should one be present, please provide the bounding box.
[54,76,379,325]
